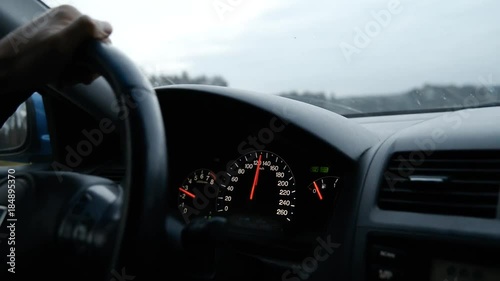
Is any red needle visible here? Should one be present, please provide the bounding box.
[249,154,262,200]
[179,187,196,199]
[313,181,323,200]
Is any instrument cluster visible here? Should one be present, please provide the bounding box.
[175,148,345,237]
[160,92,353,241]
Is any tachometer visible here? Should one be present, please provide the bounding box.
[216,151,296,224]
[178,168,217,222]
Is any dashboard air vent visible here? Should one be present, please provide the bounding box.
[378,150,500,218]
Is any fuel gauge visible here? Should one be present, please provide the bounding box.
[307,176,339,201]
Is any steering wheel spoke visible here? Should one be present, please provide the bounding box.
[0,172,122,278]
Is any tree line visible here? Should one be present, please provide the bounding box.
[147,72,500,115]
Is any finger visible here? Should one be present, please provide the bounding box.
[75,16,112,39]
[52,5,84,20]
[54,5,113,38]
[95,20,113,39]
[57,15,112,53]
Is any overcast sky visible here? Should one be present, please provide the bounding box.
[44,0,500,97]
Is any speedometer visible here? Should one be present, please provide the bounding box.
[216,150,296,224]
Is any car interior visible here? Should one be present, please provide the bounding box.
[1,1,500,281]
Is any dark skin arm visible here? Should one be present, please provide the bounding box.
[0,5,112,126]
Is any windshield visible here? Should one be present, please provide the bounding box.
[42,0,500,116]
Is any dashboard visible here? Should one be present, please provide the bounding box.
[149,85,376,280]
[158,87,363,260]
[151,85,500,281]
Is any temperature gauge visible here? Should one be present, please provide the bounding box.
[307,176,339,201]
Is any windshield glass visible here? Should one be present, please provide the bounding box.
[42,0,500,116]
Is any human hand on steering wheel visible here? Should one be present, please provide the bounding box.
[0,4,112,118]
[1,4,168,281]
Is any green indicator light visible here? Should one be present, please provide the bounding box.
[311,166,319,173]
[320,166,329,173]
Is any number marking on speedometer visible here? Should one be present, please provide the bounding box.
[216,150,296,223]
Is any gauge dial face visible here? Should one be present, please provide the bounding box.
[307,176,339,201]
[178,168,217,221]
[216,150,296,224]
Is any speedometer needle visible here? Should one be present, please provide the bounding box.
[313,181,323,200]
[249,154,262,200]
[179,187,196,199]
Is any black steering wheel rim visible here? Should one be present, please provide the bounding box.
[82,40,169,277]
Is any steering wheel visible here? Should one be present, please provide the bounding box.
[0,41,168,280]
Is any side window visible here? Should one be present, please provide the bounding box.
[0,93,52,165]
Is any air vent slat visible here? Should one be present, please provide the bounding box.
[388,167,500,174]
[392,158,500,164]
[379,198,496,218]
[378,151,500,219]
[379,198,497,210]
[380,189,498,199]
